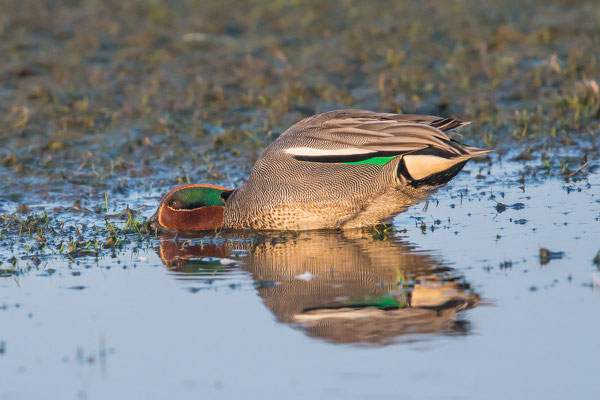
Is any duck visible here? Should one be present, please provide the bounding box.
[149,109,492,232]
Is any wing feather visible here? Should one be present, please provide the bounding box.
[281,109,490,164]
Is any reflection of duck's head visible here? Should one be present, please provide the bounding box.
[159,240,228,272]
[156,231,480,345]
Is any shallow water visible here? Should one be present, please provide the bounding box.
[1,158,598,399]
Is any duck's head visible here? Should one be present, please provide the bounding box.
[149,184,234,232]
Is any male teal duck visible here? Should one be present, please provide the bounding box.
[150,109,492,231]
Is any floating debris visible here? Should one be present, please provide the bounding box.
[592,274,600,290]
[495,202,526,213]
[16,204,32,214]
[0,269,20,277]
[539,248,565,265]
[295,271,317,282]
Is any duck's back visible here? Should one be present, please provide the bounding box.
[224,110,490,230]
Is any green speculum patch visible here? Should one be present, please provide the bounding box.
[341,156,396,166]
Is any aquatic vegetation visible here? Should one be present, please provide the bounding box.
[0,1,598,211]
[0,207,155,269]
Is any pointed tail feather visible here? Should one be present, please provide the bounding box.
[461,145,494,158]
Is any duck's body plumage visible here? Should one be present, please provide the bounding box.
[222,109,491,230]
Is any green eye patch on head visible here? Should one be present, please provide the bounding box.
[166,186,229,210]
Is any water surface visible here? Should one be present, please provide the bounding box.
[1,159,598,399]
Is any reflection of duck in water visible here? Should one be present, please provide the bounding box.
[157,231,480,345]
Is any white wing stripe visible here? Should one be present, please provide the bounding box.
[284,147,376,156]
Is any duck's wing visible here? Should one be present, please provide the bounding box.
[284,110,493,184]
[283,110,492,181]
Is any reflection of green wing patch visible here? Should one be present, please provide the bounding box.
[177,258,224,274]
[341,156,395,166]
[348,293,408,310]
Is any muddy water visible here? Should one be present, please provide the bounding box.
[0,158,599,400]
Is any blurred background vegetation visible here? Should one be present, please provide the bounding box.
[0,0,598,199]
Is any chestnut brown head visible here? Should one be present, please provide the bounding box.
[149,184,234,232]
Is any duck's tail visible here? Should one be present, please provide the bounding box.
[399,145,493,188]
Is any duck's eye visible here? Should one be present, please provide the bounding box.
[168,199,183,209]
